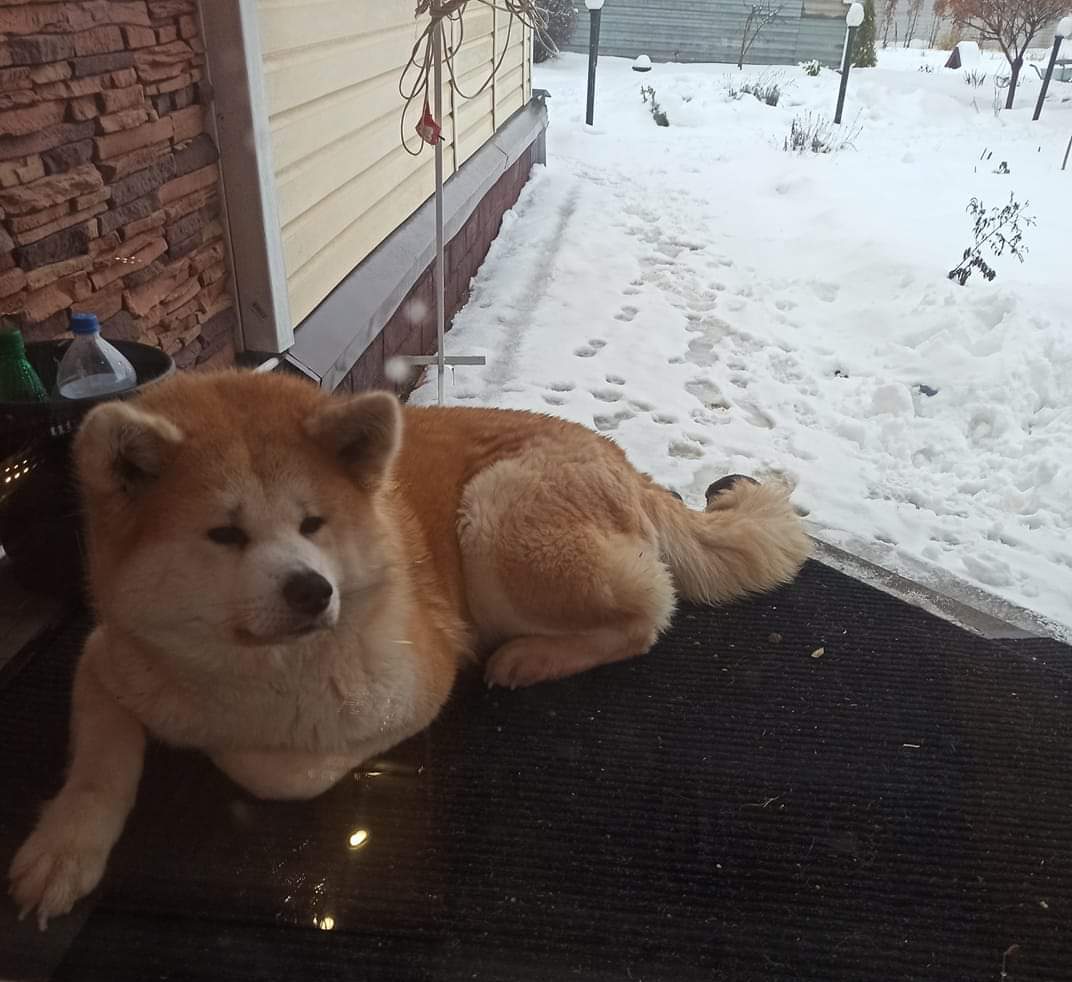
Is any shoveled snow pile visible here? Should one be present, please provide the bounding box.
[410,47,1072,638]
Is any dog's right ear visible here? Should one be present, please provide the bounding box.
[75,401,184,497]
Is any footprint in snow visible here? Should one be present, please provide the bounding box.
[574,339,605,358]
[652,413,678,425]
[685,377,729,410]
[811,281,840,303]
[686,295,717,313]
[669,440,705,460]
[687,337,718,367]
[547,381,575,392]
[605,374,626,385]
[590,388,623,403]
[740,402,775,429]
[615,306,639,323]
[594,409,634,432]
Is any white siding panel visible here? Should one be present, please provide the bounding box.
[255,1,529,325]
[269,71,400,174]
[286,165,432,327]
[261,25,416,117]
[257,0,413,55]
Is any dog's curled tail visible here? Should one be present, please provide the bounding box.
[644,478,812,605]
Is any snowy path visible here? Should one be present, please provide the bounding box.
[411,50,1072,639]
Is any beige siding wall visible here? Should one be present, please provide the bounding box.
[255,0,530,326]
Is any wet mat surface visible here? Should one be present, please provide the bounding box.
[1,561,1070,982]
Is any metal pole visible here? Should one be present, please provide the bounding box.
[432,15,446,405]
[835,26,857,125]
[1033,35,1064,121]
[1063,133,1072,171]
[585,8,602,126]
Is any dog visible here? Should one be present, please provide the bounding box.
[8,369,810,928]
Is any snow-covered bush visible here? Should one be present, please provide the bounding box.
[948,193,1034,286]
[533,0,577,63]
[964,69,987,87]
[741,78,782,106]
[800,59,823,77]
[783,113,858,154]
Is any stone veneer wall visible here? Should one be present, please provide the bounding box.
[338,144,538,396]
[0,0,235,370]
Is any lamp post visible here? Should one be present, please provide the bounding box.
[585,0,605,126]
[834,3,864,125]
[1033,16,1072,121]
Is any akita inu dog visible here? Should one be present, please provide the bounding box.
[9,370,809,927]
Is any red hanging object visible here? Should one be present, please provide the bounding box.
[415,94,442,145]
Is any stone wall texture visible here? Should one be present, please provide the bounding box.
[0,0,235,370]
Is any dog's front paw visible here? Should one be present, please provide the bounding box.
[9,800,110,930]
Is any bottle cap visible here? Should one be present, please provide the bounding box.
[70,312,101,335]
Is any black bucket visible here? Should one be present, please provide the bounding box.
[0,340,174,598]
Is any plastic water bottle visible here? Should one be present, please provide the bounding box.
[55,313,137,400]
[0,326,48,402]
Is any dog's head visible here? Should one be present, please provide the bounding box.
[76,371,401,652]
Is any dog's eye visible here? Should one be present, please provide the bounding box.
[300,516,325,536]
[207,525,249,547]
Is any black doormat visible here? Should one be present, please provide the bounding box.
[1,561,1070,982]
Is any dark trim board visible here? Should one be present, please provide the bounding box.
[810,538,1059,641]
[284,99,549,392]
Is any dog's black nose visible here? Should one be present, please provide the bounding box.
[282,570,333,616]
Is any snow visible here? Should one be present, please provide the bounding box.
[952,41,982,68]
[410,47,1072,640]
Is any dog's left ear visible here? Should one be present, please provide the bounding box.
[305,391,402,488]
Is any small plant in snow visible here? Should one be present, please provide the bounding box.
[741,78,783,106]
[640,85,669,126]
[800,59,823,76]
[918,64,935,73]
[964,69,987,87]
[947,193,1034,286]
[783,112,859,154]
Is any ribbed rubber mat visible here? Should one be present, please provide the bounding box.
[1,561,1069,982]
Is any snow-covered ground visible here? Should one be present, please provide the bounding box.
[410,46,1072,639]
